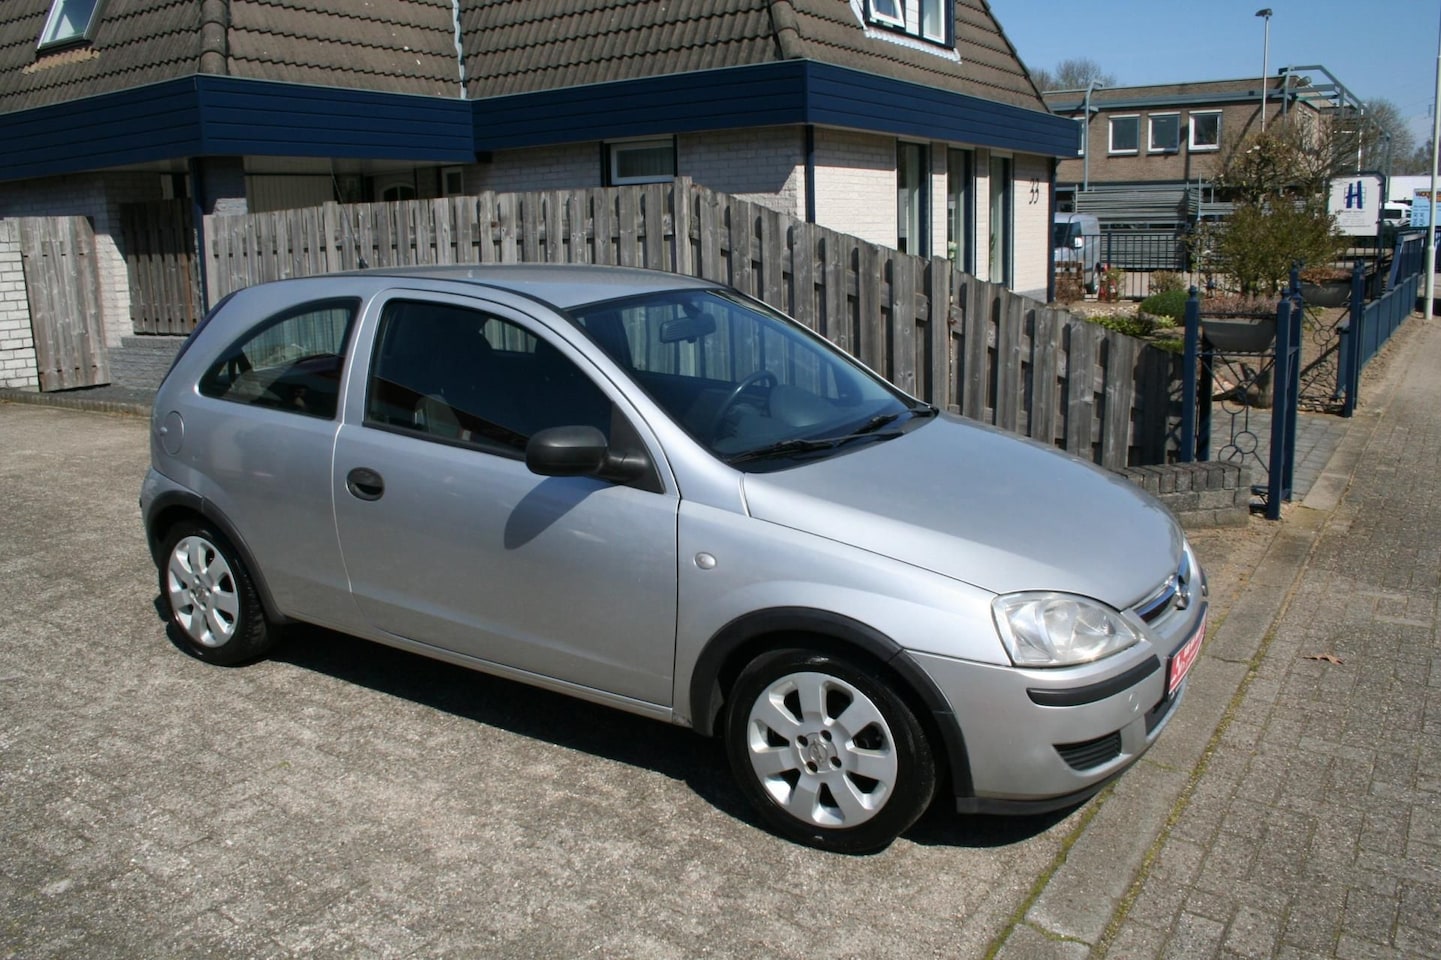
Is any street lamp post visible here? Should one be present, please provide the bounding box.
[1427,5,1440,319]
[1256,8,1273,131]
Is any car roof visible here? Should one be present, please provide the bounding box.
[352,264,721,311]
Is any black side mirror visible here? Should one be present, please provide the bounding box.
[525,426,608,477]
[525,426,650,485]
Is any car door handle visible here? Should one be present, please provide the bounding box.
[346,467,385,501]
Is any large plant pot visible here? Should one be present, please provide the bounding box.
[1299,280,1351,308]
[1202,317,1275,354]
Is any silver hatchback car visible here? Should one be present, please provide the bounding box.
[142,264,1206,853]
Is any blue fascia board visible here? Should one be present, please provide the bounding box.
[470,61,1077,158]
[0,75,475,182]
[193,76,474,160]
[0,78,205,179]
[471,63,810,147]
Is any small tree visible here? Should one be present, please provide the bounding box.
[1196,118,1346,296]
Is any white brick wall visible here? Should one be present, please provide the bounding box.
[811,129,895,248]
[470,144,600,193]
[679,129,805,217]
[1013,153,1052,301]
[0,219,38,390]
[0,172,163,351]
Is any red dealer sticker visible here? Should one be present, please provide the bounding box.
[1167,615,1207,695]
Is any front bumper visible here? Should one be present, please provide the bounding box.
[909,600,1206,810]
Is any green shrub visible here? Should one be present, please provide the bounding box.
[1087,312,1155,338]
[1139,288,1190,323]
[1149,271,1185,294]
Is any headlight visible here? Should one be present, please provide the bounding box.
[991,592,1141,667]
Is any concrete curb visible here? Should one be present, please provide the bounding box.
[0,387,151,419]
[990,317,1424,959]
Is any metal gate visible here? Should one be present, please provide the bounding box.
[18,216,109,391]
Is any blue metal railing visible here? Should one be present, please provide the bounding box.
[1179,270,1303,521]
[1336,233,1424,416]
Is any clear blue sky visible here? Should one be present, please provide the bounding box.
[996,0,1439,145]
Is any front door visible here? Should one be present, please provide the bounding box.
[332,294,680,707]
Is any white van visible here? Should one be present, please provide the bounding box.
[1054,213,1102,293]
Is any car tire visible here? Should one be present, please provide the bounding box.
[1086,267,1100,295]
[723,648,936,854]
[159,521,276,666]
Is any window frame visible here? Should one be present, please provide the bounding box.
[1148,113,1181,154]
[606,137,677,186]
[863,0,953,47]
[1188,110,1222,152]
[897,140,931,257]
[1108,115,1140,155]
[865,0,906,30]
[37,0,104,50]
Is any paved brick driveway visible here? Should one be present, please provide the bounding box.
[0,403,1082,959]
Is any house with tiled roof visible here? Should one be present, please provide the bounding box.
[0,0,1074,357]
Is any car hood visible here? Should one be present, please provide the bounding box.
[741,413,1184,608]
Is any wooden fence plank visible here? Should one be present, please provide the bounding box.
[995,292,1024,432]
[643,182,665,271]
[591,189,614,265]
[889,254,916,396]
[697,187,721,283]
[1065,321,1098,458]
[1101,332,1136,468]
[927,259,950,409]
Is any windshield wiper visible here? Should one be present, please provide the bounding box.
[725,427,904,465]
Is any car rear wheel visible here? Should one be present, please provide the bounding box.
[724,649,936,854]
[159,521,275,666]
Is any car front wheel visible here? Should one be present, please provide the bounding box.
[724,649,936,853]
[159,521,275,666]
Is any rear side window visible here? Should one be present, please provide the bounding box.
[198,298,358,419]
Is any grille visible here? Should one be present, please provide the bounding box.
[1133,552,1194,624]
[1055,731,1123,771]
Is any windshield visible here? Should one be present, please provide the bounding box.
[1053,222,1079,247]
[568,288,924,468]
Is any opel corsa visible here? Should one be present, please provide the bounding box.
[142,264,1207,853]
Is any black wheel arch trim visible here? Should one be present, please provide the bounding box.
[688,606,974,799]
[145,488,288,625]
[1025,655,1161,707]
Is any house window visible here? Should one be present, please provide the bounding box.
[1108,116,1139,155]
[867,0,906,29]
[1075,117,1087,157]
[864,0,951,46]
[1149,114,1181,153]
[947,148,973,270]
[441,166,465,196]
[37,0,103,49]
[607,138,676,185]
[1190,111,1221,151]
[897,142,929,257]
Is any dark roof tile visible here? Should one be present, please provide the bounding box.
[460,0,1044,113]
[0,0,201,114]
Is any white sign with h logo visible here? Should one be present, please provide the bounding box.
[1328,174,1384,236]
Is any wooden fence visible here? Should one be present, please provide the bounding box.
[120,200,202,335]
[203,180,1177,467]
[18,216,108,391]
